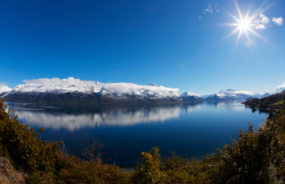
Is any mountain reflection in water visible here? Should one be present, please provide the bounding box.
[10,103,202,131]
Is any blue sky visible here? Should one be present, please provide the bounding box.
[0,0,284,95]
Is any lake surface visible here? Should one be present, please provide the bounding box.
[7,101,268,167]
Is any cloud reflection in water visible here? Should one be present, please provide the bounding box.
[14,104,201,131]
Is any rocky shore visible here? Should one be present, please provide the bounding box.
[0,157,26,184]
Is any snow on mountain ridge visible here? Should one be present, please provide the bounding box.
[2,78,279,102]
[205,89,264,100]
[276,81,285,93]
[214,89,252,98]
[181,91,201,97]
[218,89,254,96]
[9,77,185,99]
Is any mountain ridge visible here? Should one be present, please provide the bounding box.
[0,78,276,104]
[204,89,269,101]
[1,78,202,105]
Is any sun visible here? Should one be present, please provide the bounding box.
[225,0,265,44]
[238,19,250,30]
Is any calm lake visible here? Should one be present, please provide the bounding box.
[7,101,268,168]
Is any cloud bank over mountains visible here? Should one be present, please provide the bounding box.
[18,77,182,98]
[0,83,12,94]
[23,77,97,86]
[2,77,204,102]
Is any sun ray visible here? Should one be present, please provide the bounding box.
[226,12,241,23]
[244,29,250,41]
[247,27,267,41]
[224,27,241,40]
[236,30,243,45]
[245,7,251,20]
[234,0,243,20]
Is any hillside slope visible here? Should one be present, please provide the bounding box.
[243,90,285,108]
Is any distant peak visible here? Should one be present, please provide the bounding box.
[181,91,201,97]
[220,89,236,92]
[147,83,158,87]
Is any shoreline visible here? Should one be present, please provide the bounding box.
[260,117,269,129]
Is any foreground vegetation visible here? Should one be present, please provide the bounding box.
[1,99,285,183]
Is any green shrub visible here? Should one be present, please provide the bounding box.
[0,99,131,183]
[131,146,168,184]
[28,173,41,184]
[214,108,285,184]
[0,100,63,173]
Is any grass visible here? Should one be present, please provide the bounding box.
[269,100,285,106]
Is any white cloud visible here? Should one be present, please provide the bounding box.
[268,86,271,88]
[260,14,270,24]
[253,14,282,30]
[199,16,202,19]
[0,82,9,86]
[202,4,219,17]
[0,83,12,94]
[256,24,266,29]
[277,81,285,87]
[204,4,213,13]
[23,77,96,86]
[254,15,283,29]
[181,91,201,97]
[272,17,283,25]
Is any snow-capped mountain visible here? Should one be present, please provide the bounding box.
[180,91,201,98]
[2,77,278,104]
[205,89,266,101]
[0,85,12,96]
[201,94,210,99]
[276,81,285,93]
[276,87,285,93]
[1,77,202,104]
[276,88,285,93]
[180,91,202,101]
[260,92,271,98]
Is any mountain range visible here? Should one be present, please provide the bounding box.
[203,89,270,101]
[0,78,202,105]
[0,77,282,105]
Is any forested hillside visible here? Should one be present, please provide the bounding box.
[243,91,285,109]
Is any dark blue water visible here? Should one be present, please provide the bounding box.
[7,101,268,167]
